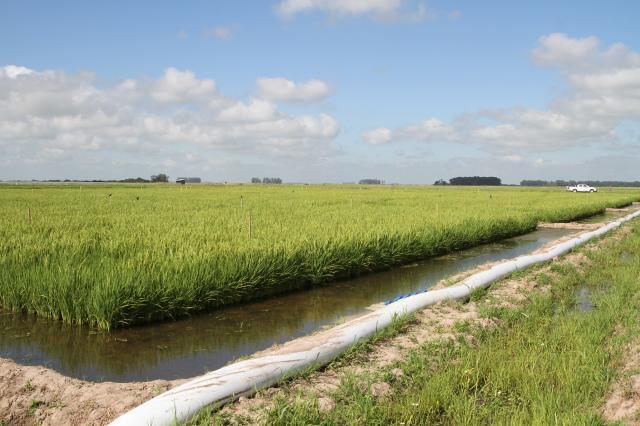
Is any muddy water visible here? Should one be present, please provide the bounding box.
[0,228,573,382]
[575,287,594,312]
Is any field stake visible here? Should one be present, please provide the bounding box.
[248,210,252,239]
[240,196,243,209]
[28,207,32,224]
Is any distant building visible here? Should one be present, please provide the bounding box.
[176,177,202,184]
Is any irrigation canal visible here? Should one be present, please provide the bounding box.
[0,227,583,382]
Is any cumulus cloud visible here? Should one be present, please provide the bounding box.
[364,33,640,155]
[275,0,429,22]
[150,68,217,103]
[363,128,392,145]
[0,66,340,169]
[0,65,34,79]
[257,77,331,102]
[217,99,277,122]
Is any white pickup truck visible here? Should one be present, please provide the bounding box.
[566,183,597,193]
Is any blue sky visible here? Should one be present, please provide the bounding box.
[1,0,639,183]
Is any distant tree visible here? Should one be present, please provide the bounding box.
[150,173,169,183]
[449,176,501,186]
[122,177,150,183]
[251,177,261,183]
[520,180,550,186]
[433,179,448,185]
[358,179,383,185]
[262,177,282,184]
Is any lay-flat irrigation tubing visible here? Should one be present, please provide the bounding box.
[110,209,640,426]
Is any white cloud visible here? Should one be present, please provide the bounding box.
[218,99,277,122]
[203,26,234,40]
[257,77,332,102]
[0,65,34,79]
[150,68,217,103]
[397,118,454,141]
[532,33,601,69]
[364,33,640,155]
[0,65,340,170]
[501,154,523,163]
[363,127,392,144]
[275,0,429,22]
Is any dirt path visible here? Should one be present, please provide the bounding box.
[0,215,633,425]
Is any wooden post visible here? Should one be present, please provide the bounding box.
[240,196,244,209]
[28,207,32,224]
[248,210,252,239]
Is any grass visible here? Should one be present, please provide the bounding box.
[258,220,640,425]
[0,184,638,329]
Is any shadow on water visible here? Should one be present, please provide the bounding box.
[0,228,573,382]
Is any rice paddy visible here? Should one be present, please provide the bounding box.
[0,184,638,330]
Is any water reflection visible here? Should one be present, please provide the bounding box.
[577,210,625,224]
[0,228,572,382]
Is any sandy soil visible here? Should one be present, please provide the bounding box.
[0,213,634,425]
[602,340,640,423]
[0,358,183,425]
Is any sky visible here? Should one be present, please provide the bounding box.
[1,0,639,184]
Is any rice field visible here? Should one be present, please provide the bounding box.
[0,184,638,330]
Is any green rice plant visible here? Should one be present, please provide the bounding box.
[0,184,638,329]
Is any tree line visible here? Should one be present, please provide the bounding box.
[358,179,384,185]
[435,176,502,186]
[251,177,283,184]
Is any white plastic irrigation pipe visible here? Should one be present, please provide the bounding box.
[110,209,640,426]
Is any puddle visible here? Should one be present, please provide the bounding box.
[620,251,634,265]
[0,228,574,382]
[575,287,594,312]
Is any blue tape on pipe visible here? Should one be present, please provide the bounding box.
[384,290,426,305]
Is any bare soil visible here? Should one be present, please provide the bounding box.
[602,341,640,424]
[0,358,183,425]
